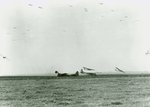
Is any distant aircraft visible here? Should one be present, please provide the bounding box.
[80,69,96,76]
[38,6,43,9]
[99,3,104,5]
[13,27,16,29]
[68,5,73,7]
[28,4,32,6]
[124,16,128,18]
[145,50,150,55]
[84,8,88,12]
[0,54,9,60]
[3,56,6,59]
[83,67,95,71]
[115,67,125,73]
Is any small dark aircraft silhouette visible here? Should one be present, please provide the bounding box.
[80,69,97,76]
[84,8,88,12]
[115,67,125,73]
[124,16,128,18]
[13,27,16,29]
[2,56,9,60]
[38,6,43,9]
[83,67,95,71]
[28,4,32,6]
[3,56,6,59]
[68,5,73,7]
[0,54,9,60]
[145,50,150,55]
[99,3,104,5]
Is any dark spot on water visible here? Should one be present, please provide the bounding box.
[35,91,41,94]
[101,103,110,106]
[65,94,73,97]
[54,86,61,89]
[49,99,57,103]
[23,90,27,94]
[76,89,85,91]
[53,92,64,95]
[65,98,73,101]
[111,102,123,105]
[25,95,32,99]
[75,100,84,104]
[125,90,133,93]
[104,97,111,100]
[80,95,91,98]
[58,102,70,105]
[5,90,11,93]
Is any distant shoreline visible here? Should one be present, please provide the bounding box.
[0,74,150,80]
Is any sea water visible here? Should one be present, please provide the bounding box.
[0,75,150,107]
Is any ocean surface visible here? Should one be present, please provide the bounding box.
[0,75,150,107]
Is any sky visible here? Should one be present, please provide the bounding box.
[0,0,150,76]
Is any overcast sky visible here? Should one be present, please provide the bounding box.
[0,0,150,76]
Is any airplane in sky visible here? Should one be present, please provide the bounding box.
[145,50,150,55]
[115,67,125,73]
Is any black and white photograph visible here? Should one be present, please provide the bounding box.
[0,0,150,106]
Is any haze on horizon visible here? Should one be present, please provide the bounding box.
[0,0,150,76]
